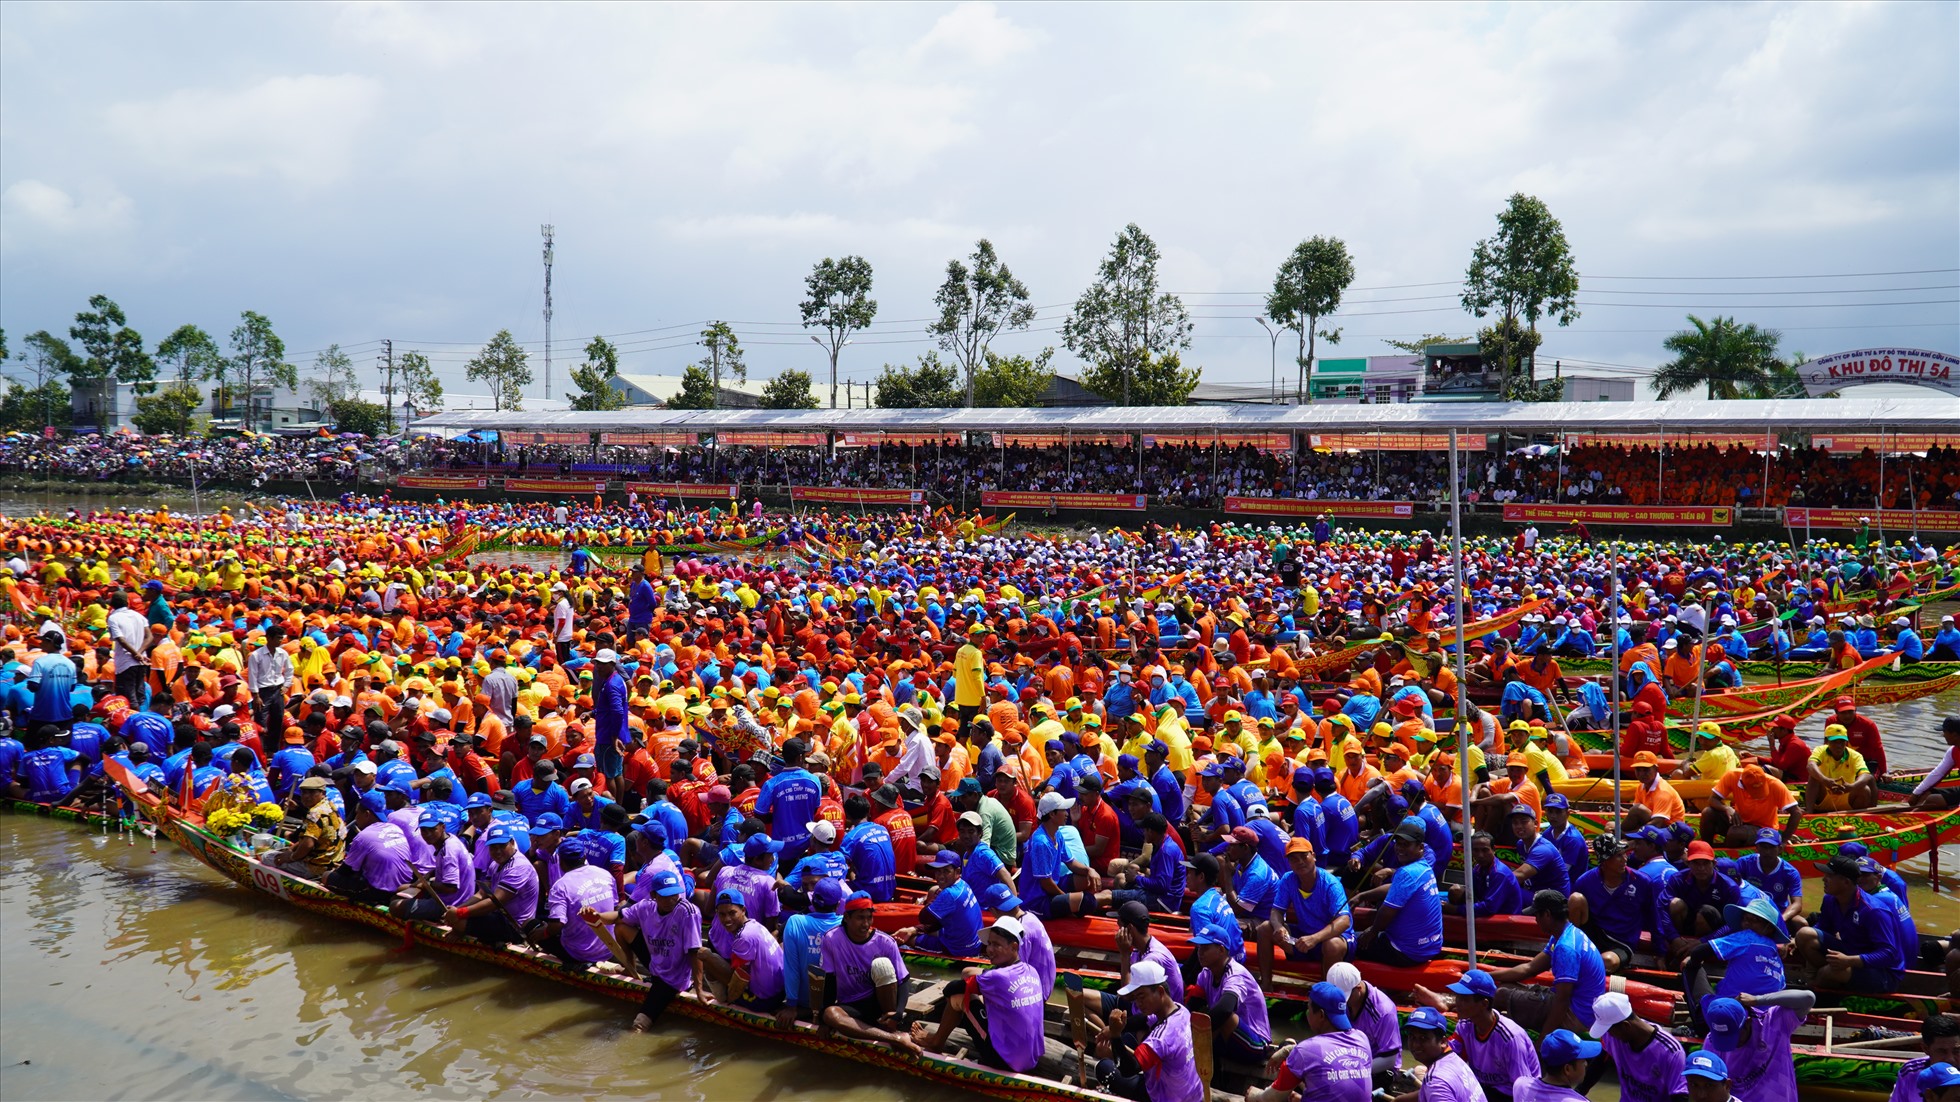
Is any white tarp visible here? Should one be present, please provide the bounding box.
[1796,348,1959,397]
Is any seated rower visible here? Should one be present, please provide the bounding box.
[775,877,847,1029]
[1188,925,1271,1069]
[1805,725,1878,812]
[1327,961,1404,1083]
[1568,839,1655,972]
[980,883,1056,995]
[1452,831,1526,919]
[1589,991,1690,1102]
[1792,853,1906,994]
[1664,841,1745,964]
[1352,820,1444,967]
[702,888,786,1012]
[1393,1006,1483,1102]
[324,791,413,904]
[1481,891,1608,1041]
[1696,989,1816,1102]
[265,775,346,880]
[1735,829,1806,933]
[1682,895,1789,1003]
[1088,959,1204,1102]
[909,915,1046,1073]
[445,824,539,945]
[894,849,984,957]
[1256,837,1352,988]
[584,867,703,1031]
[1409,970,1539,1102]
[810,891,920,1056]
[537,835,620,968]
[1908,717,1960,812]
[1248,981,1371,1102]
[395,808,476,922]
[1069,901,1184,1047]
[1512,1029,1601,1102]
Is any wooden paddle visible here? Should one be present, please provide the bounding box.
[1190,1010,1215,1093]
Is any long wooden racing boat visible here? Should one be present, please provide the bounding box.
[103,772,1195,1102]
[1561,805,1960,875]
[1561,655,1959,683]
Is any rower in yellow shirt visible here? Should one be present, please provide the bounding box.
[1673,722,1739,784]
[1519,726,1570,787]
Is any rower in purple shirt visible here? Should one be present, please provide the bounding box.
[398,808,476,922]
[1589,992,1687,1102]
[1259,981,1371,1102]
[539,835,619,966]
[705,888,786,1011]
[910,914,1046,1074]
[1411,969,1538,1102]
[1068,900,1186,1055]
[1511,1029,1598,1102]
[1400,1006,1486,1102]
[1887,1014,1960,1102]
[1700,990,1816,1102]
[1088,959,1205,1102]
[1188,926,1269,1067]
[1327,961,1402,1078]
[327,791,415,904]
[447,825,538,944]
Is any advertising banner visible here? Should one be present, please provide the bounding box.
[1809,434,1960,454]
[1501,503,1733,526]
[791,486,924,505]
[622,482,737,499]
[1223,497,1415,518]
[601,432,698,446]
[397,474,488,490]
[1562,433,1775,450]
[1143,433,1293,451]
[520,432,592,445]
[980,490,1147,511]
[837,433,963,447]
[1797,348,1959,396]
[504,478,608,494]
[1785,507,1960,532]
[1305,433,1463,451]
[716,431,829,447]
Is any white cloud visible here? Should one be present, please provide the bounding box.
[331,0,483,65]
[909,2,1041,67]
[104,74,384,185]
[0,179,134,251]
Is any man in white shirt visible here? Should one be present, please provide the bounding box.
[549,582,576,662]
[105,591,153,705]
[247,622,297,736]
[889,707,935,792]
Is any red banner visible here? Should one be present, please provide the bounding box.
[1144,433,1293,452]
[1223,497,1415,519]
[1502,503,1733,526]
[397,474,488,490]
[996,433,1132,447]
[1810,434,1960,454]
[980,491,1147,511]
[716,431,828,447]
[1563,432,1775,450]
[601,432,698,446]
[622,481,737,499]
[1786,507,1960,532]
[504,478,608,494]
[837,432,963,447]
[519,432,592,445]
[1305,433,1463,451]
[791,486,924,505]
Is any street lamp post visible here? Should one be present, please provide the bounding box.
[1254,318,1281,404]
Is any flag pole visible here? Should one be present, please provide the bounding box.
[1448,427,1475,965]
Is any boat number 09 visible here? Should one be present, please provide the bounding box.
[250,865,293,901]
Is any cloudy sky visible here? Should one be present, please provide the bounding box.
[2,1,1955,405]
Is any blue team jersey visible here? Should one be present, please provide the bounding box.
[756,768,822,849]
[1708,928,1786,998]
[1735,853,1803,911]
[1546,921,1607,1027]
[1381,857,1444,961]
[1275,866,1352,941]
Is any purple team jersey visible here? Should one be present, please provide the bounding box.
[1509,1078,1590,1102]
[488,855,540,924]
[1129,936,1184,1005]
[1282,1028,1372,1102]
[1196,959,1269,1045]
[1019,912,1056,997]
[346,822,415,892]
[1721,1003,1802,1102]
[974,961,1047,1072]
[1600,1025,1687,1102]
[1419,1048,1487,1102]
[547,865,620,963]
[820,925,910,1005]
[419,835,477,907]
[713,863,783,923]
[624,897,702,990]
[1353,982,1403,1069]
[1455,1014,1540,1093]
[1138,1005,1205,1102]
[710,919,785,1002]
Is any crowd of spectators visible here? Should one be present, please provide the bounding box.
[4,427,1954,511]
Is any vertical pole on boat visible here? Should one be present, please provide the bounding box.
[1609,538,1624,839]
[1448,427,1477,964]
[1656,426,1666,504]
[1876,427,1887,553]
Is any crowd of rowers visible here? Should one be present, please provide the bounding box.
[1,506,1959,1102]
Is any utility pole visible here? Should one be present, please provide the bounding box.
[380,339,396,433]
[541,224,555,399]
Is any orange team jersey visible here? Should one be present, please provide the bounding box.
[1347,668,1383,698]
[477,713,509,758]
[1634,777,1687,824]
[1493,776,1543,821]
[1337,764,1381,805]
[1518,659,1562,695]
[1713,772,1794,829]
[1424,773,1464,812]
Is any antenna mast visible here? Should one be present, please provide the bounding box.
[541,224,555,398]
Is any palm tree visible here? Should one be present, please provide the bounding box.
[1652,315,1786,399]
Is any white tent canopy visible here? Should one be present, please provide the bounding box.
[413,396,1959,437]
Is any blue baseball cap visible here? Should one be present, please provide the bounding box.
[930,849,962,868]
[1446,969,1498,999]
[484,825,516,846]
[1543,793,1570,811]
[1669,821,1697,842]
[1399,777,1425,797]
[1539,1029,1601,1066]
[980,882,1022,912]
[744,834,784,861]
[1404,1006,1450,1034]
[812,877,848,910]
[527,812,564,835]
[1188,925,1224,947]
[1386,795,1409,816]
[648,869,686,898]
[1117,753,1138,770]
[388,777,415,797]
[418,808,446,828]
[1839,841,1870,858]
[1919,1063,1960,1092]
[1308,982,1351,1029]
[1753,827,1782,847]
[636,820,668,845]
[1199,761,1225,778]
[1700,996,1747,1051]
[465,792,493,809]
[1145,740,1170,756]
[1313,766,1336,786]
[1684,1051,1729,1081]
[715,888,747,909]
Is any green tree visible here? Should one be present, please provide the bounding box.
[759,369,820,410]
[929,239,1034,407]
[667,364,720,410]
[465,329,533,411]
[395,350,444,425]
[226,311,295,428]
[0,378,70,433]
[131,381,203,435]
[972,348,1056,408]
[306,343,360,409]
[1461,194,1580,399]
[156,324,224,388]
[1652,315,1786,400]
[875,352,962,408]
[1381,333,1473,356]
[1266,236,1355,404]
[799,256,876,409]
[698,321,747,390]
[1082,350,1200,406]
[1061,224,1192,405]
[568,335,626,411]
[328,399,390,435]
[69,294,157,396]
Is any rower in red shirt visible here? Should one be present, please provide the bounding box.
[1829,697,1886,776]
[1761,715,1811,781]
[1072,775,1122,875]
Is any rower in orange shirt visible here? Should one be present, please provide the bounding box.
[1336,739,1381,805]
[1622,750,1686,832]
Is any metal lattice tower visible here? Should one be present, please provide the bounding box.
[541,224,555,399]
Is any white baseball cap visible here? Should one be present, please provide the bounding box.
[1589,992,1634,1037]
[352,760,377,775]
[989,914,1024,941]
[1118,959,1168,996]
[568,778,594,795]
[806,820,838,844]
[1326,961,1362,995]
[1037,792,1075,818]
[596,649,620,664]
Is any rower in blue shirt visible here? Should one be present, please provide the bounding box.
[1793,853,1906,993]
[1313,768,1359,864]
[1734,828,1805,928]
[1143,740,1185,823]
[1931,614,1960,660]
[1892,618,1926,661]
